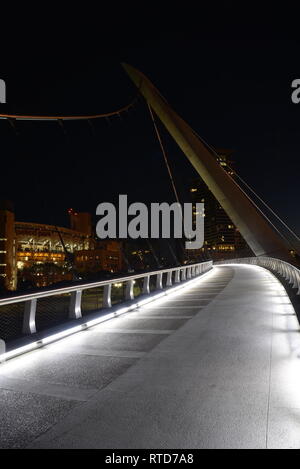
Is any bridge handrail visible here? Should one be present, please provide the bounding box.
[0,261,213,349]
[0,262,212,306]
[215,257,300,295]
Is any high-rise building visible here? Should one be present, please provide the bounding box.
[189,149,252,261]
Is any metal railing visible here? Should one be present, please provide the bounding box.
[0,261,212,348]
[215,257,300,295]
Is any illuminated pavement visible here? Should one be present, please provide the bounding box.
[0,265,299,449]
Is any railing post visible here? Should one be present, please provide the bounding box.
[126,279,134,300]
[191,266,195,277]
[175,269,180,283]
[282,264,288,281]
[291,268,298,289]
[103,283,112,308]
[0,339,5,356]
[181,269,186,281]
[166,270,172,287]
[156,272,163,290]
[295,270,300,295]
[143,275,150,294]
[69,290,82,319]
[286,265,291,282]
[288,266,294,285]
[23,298,37,334]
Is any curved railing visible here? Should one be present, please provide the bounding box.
[0,261,213,361]
[215,257,300,295]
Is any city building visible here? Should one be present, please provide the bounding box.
[0,203,123,291]
[68,208,92,236]
[0,201,17,291]
[74,240,123,274]
[16,218,93,288]
[189,149,252,261]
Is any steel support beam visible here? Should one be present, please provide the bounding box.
[122,63,295,263]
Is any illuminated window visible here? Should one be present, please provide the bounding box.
[0,263,7,266]
[0,238,7,241]
[190,188,198,192]
[0,273,7,277]
[0,250,7,254]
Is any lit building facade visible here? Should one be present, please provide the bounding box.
[15,220,93,288]
[0,205,123,291]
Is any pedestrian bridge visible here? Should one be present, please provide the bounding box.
[0,261,300,449]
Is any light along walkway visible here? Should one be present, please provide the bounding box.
[0,265,299,449]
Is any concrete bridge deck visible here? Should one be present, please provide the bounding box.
[0,265,299,449]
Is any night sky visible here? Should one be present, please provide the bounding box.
[1,35,300,235]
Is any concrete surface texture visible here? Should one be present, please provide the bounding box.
[0,265,299,449]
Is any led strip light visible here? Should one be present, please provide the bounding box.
[0,268,214,363]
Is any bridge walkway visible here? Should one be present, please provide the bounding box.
[0,265,299,449]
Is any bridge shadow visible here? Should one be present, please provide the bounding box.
[277,313,297,316]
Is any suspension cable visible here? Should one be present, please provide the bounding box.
[147,103,199,258]
[147,103,181,205]
[191,128,298,252]
[227,165,300,242]
[147,106,294,250]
